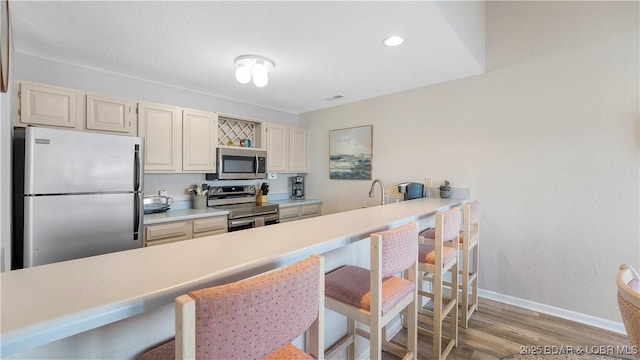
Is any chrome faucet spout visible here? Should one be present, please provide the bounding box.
[369,179,386,205]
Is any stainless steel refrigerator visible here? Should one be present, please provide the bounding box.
[12,127,144,269]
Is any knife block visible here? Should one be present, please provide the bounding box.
[256,190,268,204]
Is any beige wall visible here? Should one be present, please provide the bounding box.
[300,1,640,323]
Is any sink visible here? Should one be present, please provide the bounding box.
[362,196,403,208]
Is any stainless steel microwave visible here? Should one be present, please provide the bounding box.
[206,148,267,180]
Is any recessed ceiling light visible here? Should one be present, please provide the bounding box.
[383,35,404,47]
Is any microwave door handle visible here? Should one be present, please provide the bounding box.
[255,154,259,175]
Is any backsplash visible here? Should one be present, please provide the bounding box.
[144,173,299,205]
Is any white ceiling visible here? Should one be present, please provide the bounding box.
[9,1,486,115]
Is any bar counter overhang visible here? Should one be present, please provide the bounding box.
[0,197,465,357]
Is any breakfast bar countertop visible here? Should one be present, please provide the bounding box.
[0,197,464,357]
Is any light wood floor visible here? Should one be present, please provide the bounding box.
[384,297,634,360]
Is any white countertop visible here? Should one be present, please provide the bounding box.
[143,199,322,225]
[1,197,462,357]
[144,208,229,225]
[270,198,323,207]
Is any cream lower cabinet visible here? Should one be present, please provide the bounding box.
[278,203,322,223]
[192,216,227,238]
[266,123,309,173]
[138,102,182,172]
[145,215,227,246]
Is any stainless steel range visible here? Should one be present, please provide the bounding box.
[207,185,279,232]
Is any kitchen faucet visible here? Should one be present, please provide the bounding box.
[368,179,386,205]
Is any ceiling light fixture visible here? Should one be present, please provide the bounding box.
[383,35,405,47]
[234,55,275,88]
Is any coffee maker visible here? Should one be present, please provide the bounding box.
[290,176,305,200]
[397,182,424,200]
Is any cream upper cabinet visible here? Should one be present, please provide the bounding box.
[138,102,182,172]
[17,82,79,128]
[266,123,288,172]
[288,127,308,172]
[266,123,308,173]
[182,109,217,172]
[86,94,137,135]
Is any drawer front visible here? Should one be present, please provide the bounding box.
[300,204,322,218]
[145,237,185,247]
[145,221,192,245]
[193,216,227,234]
[279,206,301,222]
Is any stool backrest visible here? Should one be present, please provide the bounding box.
[441,207,462,242]
[468,201,481,225]
[376,222,419,277]
[179,255,324,359]
[617,264,640,349]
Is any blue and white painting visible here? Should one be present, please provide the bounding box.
[329,125,372,180]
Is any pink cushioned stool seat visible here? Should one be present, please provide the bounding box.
[419,243,457,266]
[325,265,415,316]
[265,344,314,360]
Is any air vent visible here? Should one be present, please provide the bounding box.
[325,95,344,101]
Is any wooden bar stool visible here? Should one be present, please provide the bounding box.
[417,207,461,360]
[324,222,419,360]
[137,255,325,360]
[616,264,640,350]
[420,201,480,328]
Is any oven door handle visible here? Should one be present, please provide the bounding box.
[229,218,259,227]
[253,210,278,217]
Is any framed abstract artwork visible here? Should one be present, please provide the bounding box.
[329,125,372,180]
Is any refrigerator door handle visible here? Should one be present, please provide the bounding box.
[133,193,140,241]
[134,144,141,192]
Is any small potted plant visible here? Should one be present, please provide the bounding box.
[440,180,452,199]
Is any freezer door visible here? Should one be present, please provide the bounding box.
[24,127,143,194]
[24,193,142,267]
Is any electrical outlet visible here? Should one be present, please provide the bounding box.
[267,173,278,180]
[424,177,432,188]
[159,190,168,196]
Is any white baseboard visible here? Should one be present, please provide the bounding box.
[478,289,627,335]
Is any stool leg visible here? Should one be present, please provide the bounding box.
[370,316,382,359]
[461,246,470,328]
[451,260,459,347]
[472,243,479,314]
[347,318,356,359]
[434,267,442,359]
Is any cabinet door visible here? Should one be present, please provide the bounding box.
[300,203,322,218]
[86,94,136,135]
[192,216,227,238]
[288,127,308,172]
[183,110,217,172]
[266,123,288,172]
[19,82,78,128]
[144,221,193,246]
[279,206,301,223]
[138,102,182,172]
